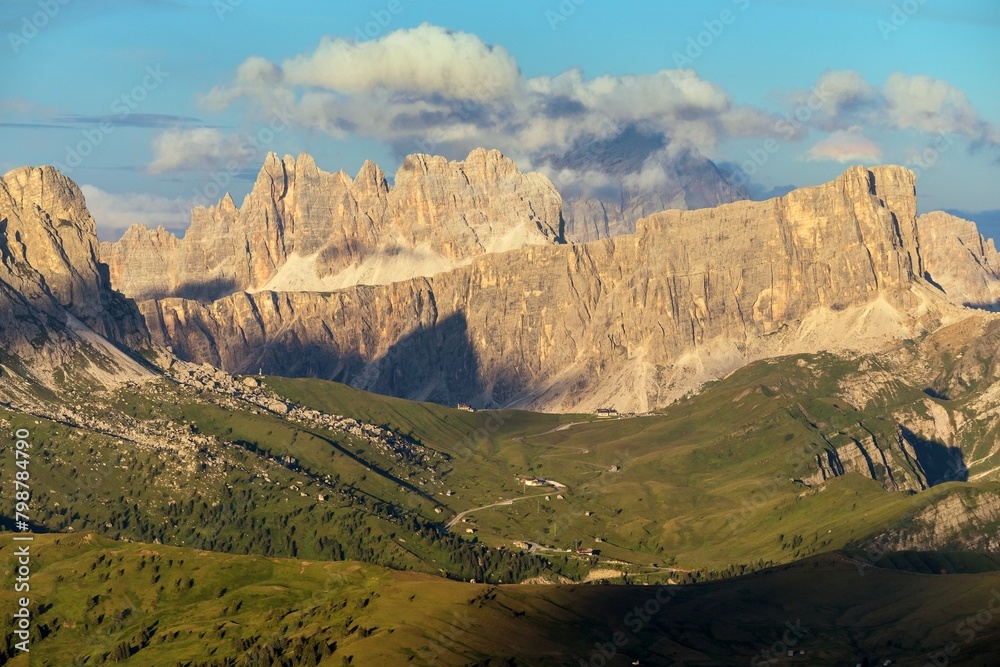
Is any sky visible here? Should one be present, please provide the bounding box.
[1,0,998,240]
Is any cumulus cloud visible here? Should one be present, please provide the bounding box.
[81,185,190,239]
[789,70,1000,152]
[282,24,521,98]
[201,56,295,112]
[147,127,249,173]
[884,73,994,145]
[172,26,999,199]
[805,126,883,163]
[791,70,880,131]
[196,23,780,167]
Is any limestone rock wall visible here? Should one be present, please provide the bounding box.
[102,148,564,301]
[918,211,1000,310]
[0,166,151,394]
[140,165,938,411]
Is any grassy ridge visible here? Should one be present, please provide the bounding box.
[1,533,999,665]
[262,354,1000,573]
[0,400,568,586]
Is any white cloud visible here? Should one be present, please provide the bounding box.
[884,73,982,136]
[282,24,521,98]
[789,71,999,152]
[201,56,295,112]
[81,185,190,238]
[805,126,883,163]
[147,127,248,173]
[800,70,879,128]
[622,161,671,191]
[197,25,782,165]
[180,27,999,204]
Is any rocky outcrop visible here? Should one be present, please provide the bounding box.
[802,426,928,492]
[863,490,1000,553]
[140,165,947,411]
[0,166,151,395]
[101,149,564,301]
[918,211,1000,310]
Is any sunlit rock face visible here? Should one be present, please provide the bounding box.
[138,165,974,412]
[101,149,564,302]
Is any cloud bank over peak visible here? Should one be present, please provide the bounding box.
[191,23,776,173]
[151,25,999,198]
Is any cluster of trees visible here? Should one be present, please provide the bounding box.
[688,559,778,582]
[4,426,561,585]
[104,635,337,666]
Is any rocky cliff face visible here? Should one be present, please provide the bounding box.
[0,166,151,396]
[802,425,929,493]
[864,490,1000,553]
[101,148,564,301]
[919,211,1000,310]
[138,165,952,412]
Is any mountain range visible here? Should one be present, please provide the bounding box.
[3,152,1000,664]
[98,151,1000,412]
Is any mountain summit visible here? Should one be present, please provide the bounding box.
[0,166,150,397]
[126,162,999,411]
[102,148,564,301]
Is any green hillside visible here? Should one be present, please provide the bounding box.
[2,533,998,666]
[260,352,1000,574]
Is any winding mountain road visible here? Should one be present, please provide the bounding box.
[445,492,553,530]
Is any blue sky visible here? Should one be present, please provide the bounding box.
[1,0,998,238]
